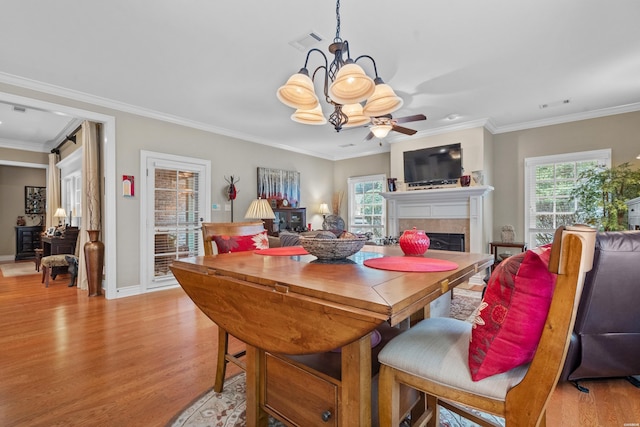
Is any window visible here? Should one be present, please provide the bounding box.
[347,174,386,239]
[62,173,82,227]
[524,149,610,246]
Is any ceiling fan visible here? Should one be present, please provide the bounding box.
[364,113,427,141]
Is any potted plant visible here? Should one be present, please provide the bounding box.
[571,162,640,231]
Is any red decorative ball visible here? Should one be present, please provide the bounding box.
[399,227,430,256]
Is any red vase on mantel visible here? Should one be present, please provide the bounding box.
[399,227,430,256]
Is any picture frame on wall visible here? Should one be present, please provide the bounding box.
[257,167,301,208]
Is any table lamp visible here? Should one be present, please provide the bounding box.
[245,198,276,221]
[54,208,67,226]
[318,203,330,219]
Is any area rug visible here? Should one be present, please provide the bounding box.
[450,287,483,322]
[169,288,494,427]
[169,372,505,427]
[0,262,39,277]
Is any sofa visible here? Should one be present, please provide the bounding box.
[560,231,640,389]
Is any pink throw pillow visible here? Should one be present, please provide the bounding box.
[468,244,556,381]
[213,231,269,253]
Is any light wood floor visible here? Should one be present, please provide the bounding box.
[1,263,638,426]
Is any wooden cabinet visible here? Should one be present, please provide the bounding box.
[264,207,306,236]
[627,197,640,230]
[15,226,43,260]
[489,241,527,271]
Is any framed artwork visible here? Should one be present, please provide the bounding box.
[257,167,300,208]
[25,186,46,214]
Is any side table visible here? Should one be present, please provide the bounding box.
[489,241,527,271]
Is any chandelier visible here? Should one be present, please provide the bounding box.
[276,0,403,134]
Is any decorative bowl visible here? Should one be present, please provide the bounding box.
[299,235,367,260]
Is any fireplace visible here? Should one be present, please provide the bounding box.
[383,185,493,285]
[425,232,465,252]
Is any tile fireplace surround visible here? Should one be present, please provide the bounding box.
[382,185,494,284]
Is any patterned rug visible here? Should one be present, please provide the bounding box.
[0,262,39,277]
[169,288,498,427]
[169,373,505,427]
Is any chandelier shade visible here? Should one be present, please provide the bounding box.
[291,105,327,125]
[276,71,319,110]
[362,80,404,117]
[276,0,403,134]
[341,103,370,128]
[328,62,376,105]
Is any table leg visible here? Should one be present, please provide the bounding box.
[341,332,372,427]
[245,345,269,427]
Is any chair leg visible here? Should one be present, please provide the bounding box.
[378,365,403,427]
[42,266,49,287]
[214,327,230,393]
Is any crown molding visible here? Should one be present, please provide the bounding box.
[492,102,640,134]
[0,72,337,161]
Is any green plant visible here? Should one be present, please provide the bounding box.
[571,162,640,231]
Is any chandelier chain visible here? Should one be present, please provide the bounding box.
[334,0,341,42]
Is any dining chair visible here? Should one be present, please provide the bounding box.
[377,225,596,427]
[201,221,266,392]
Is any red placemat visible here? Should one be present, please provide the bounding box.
[255,246,309,256]
[364,256,459,272]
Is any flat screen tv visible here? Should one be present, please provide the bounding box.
[403,143,463,186]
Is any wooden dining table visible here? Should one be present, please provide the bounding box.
[170,244,493,426]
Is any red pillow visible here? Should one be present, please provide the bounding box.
[212,231,269,253]
[468,244,556,381]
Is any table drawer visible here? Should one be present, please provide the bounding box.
[265,353,338,426]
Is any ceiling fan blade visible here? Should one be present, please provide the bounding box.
[393,114,427,124]
[364,131,375,141]
[392,124,417,135]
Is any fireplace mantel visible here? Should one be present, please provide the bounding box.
[382,185,494,254]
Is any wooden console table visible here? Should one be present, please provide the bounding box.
[171,246,493,426]
[489,241,527,271]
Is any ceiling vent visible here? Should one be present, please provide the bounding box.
[13,105,27,113]
[339,143,356,148]
[289,31,324,52]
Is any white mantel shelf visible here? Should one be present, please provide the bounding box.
[381,185,494,202]
[382,185,494,257]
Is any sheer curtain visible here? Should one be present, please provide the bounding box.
[46,153,60,228]
[77,121,101,291]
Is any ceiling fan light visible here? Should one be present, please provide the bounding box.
[291,105,327,125]
[341,103,370,128]
[329,63,375,104]
[371,124,392,139]
[277,72,319,110]
[362,83,403,117]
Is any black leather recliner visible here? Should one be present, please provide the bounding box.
[560,231,640,390]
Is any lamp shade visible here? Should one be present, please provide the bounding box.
[291,104,327,125]
[318,203,331,215]
[371,124,393,139]
[277,72,319,110]
[341,103,371,128]
[54,208,67,218]
[362,83,404,117]
[329,63,375,105]
[245,198,275,220]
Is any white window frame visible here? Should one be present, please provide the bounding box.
[57,149,82,227]
[524,149,611,246]
[347,173,387,239]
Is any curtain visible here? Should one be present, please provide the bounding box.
[77,121,101,291]
[46,153,60,228]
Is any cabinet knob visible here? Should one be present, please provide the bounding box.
[321,410,332,422]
